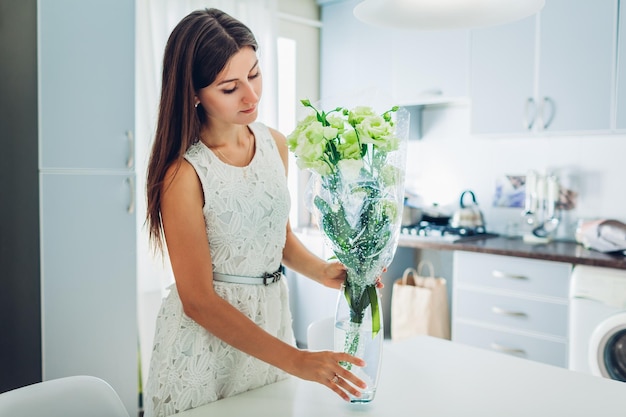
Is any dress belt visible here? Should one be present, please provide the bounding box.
[212,265,284,286]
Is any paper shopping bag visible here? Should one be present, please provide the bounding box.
[391,261,450,341]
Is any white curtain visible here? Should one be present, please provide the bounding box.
[135,0,279,387]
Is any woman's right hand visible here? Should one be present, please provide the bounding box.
[290,349,367,401]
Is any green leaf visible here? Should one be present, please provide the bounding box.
[345,281,369,324]
[343,283,352,308]
[367,285,381,338]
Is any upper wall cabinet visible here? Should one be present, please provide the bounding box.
[391,29,469,106]
[617,1,626,130]
[39,0,135,170]
[470,15,535,135]
[470,0,617,136]
[320,0,469,108]
[539,0,616,132]
[320,0,392,106]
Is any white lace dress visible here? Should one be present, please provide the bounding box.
[144,123,296,417]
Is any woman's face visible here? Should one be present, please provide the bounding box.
[195,46,262,126]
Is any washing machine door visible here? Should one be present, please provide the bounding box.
[589,312,626,382]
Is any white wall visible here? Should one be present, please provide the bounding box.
[405,103,626,239]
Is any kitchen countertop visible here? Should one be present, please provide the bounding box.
[398,235,626,269]
[175,336,626,417]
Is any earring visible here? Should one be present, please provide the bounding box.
[194,102,199,108]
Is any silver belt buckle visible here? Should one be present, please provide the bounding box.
[262,270,281,286]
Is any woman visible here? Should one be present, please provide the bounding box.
[144,9,367,416]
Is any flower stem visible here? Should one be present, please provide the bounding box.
[340,322,362,370]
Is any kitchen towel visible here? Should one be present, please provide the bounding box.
[391,261,450,341]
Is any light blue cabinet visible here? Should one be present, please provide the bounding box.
[470,15,536,135]
[320,0,392,105]
[38,0,137,414]
[452,252,571,368]
[391,29,469,105]
[617,0,626,130]
[39,0,135,170]
[40,173,136,409]
[538,0,615,132]
[320,0,469,107]
[470,0,617,135]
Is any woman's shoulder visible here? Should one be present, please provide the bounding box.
[250,122,287,152]
[163,158,201,195]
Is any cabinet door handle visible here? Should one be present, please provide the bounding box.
[523,97,536,130]
[126,176,135,214]
[539,96,556,129]
[491,306,527,317]
[490,342,526,356]
[492,270,528,280]
[126,130,135,169]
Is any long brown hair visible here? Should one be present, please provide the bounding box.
[146,8,258,251]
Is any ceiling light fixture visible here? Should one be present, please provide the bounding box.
[353,0,546,30]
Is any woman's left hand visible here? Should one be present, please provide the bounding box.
[319,262,385,290]
[376,271,385,289]
[319,262,347,290]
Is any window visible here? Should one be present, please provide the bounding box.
[277,37,300,227]
[277,10,321,228]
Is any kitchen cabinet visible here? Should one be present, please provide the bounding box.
[470,15,535,135]
[617,0,626,130]
[38,0,137,415]
[320,0,392,106]
[470,0,617,135]
[39,0,135,170]
[452,251,571,367]
[40,173,136,397]
[391,29,469,106]
[319,0,469,108]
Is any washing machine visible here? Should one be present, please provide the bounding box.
[569,265,626,382]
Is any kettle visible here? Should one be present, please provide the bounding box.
[451,190,485,229]
[401,197,423,226]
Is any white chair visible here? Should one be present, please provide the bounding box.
[307,316,335,351]
[0,375,130,417]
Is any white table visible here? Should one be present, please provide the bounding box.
[176,336,626,417]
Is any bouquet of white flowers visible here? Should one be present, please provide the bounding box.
[287,99,408,364]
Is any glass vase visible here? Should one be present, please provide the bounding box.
[334,284,384,403]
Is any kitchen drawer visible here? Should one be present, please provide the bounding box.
[453,322,567,368]
[454,288,568,337]
[454,252,571,298]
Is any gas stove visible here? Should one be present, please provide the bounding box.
[400,222,498,243]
